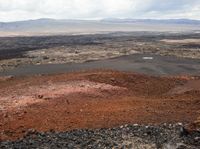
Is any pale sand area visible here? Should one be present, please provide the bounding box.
[1,23,200,37]
[161,39,200,44]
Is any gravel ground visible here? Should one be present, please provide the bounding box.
[1,32,200,73]
[1,124,200,149]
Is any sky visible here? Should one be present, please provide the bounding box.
[0,0,200,22]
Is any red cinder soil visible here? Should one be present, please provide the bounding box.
[0,70,200,141]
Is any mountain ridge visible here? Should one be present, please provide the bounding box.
[1,18,200,24]
[0,18,200,36]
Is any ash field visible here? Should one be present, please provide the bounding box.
[1,32,200,74]
[0,29,200,148]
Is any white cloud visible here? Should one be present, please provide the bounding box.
[0,0,199,22]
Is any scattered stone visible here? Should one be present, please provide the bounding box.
[42,56,49,60]
[37,95,44,99]
[66,100,70,104]
[180,127,189,137]
[1,124,200,148]
[44,97,51,100]
[178,122,183,126]
[195,137,200,141]
[3,113,8,118]
[26,129,37,136]
[110,77,116,82]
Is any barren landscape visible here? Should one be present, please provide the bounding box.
[1,32,200,73]
[0,32,200,148]
[1,70,200,148]
[1,0,200,147]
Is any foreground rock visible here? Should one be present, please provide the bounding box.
[1,124,200,149]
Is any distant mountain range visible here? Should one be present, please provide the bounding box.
[0,18,200,36]
[1,18,200,27]
[101,18,200,25]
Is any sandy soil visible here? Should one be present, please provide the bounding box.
[161,39,200,44]
[0,70,200,141]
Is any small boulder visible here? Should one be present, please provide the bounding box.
[37,95,44,99]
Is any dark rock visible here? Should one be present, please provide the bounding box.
[180,127,189,137]
[37,95,44,99]
[1,124,200,149]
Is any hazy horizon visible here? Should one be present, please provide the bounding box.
[0,0,200,22]
[1,17,200,23]
[1,1,200,36]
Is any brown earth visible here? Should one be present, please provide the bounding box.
[0,70,200,141]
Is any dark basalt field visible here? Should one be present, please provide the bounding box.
[1,32,200,72]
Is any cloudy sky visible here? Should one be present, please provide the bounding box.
[0,0,200,22]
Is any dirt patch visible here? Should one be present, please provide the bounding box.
[168,80,200,95]
[0,70,200,141]
[0,80,126,111]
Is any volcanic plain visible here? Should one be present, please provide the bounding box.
[0,32,200,148]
